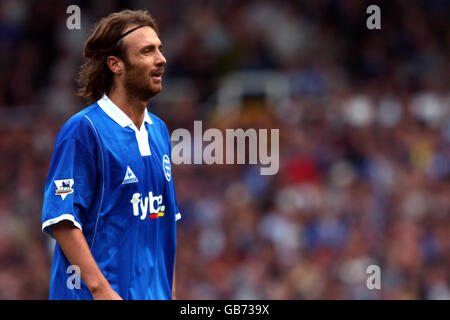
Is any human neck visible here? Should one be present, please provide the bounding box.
[107,85,148,129]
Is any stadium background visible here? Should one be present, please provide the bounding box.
[0,0,449,299]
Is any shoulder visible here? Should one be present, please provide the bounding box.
[147,111,175,150]
[148,111,170,135]
[55,103,101,147]
[147,111,166,128]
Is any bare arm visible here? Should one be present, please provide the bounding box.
[51,221,122,300]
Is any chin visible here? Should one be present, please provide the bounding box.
[151,84,163,94]
[141,86,162,100]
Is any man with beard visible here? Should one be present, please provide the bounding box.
[41,10,181,300]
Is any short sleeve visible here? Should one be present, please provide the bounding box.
[41,137,97,237]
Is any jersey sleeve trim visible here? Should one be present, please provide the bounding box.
[175,212,181,221]
[42,213,82,237]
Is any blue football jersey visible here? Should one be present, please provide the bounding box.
[41,94,181,300]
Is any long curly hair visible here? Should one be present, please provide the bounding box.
[76,10,158,104]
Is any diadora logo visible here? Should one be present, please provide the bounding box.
[130,192,166,220]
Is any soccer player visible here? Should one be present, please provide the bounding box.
[41,10,181,300]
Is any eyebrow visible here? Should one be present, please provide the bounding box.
[139,43,163,52]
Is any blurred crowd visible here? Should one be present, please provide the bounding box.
[0,0,449,299]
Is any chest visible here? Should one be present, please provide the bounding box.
[100,124,171,192]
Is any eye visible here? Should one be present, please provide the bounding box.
[141,46,155,54]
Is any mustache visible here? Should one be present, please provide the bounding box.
[151,67,164,76]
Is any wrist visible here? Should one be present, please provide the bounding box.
[87,277,109,295]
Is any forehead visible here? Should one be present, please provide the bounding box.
[122,25,161,51]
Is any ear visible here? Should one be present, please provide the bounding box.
[106,56,124,75]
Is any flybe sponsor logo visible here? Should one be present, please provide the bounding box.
[130,192,165,220]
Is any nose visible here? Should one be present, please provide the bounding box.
[156,49,166,66]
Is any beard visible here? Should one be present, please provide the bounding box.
[122,60,162,102]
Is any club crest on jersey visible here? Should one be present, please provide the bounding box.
[162,154,171,182]
[54,179,74,200]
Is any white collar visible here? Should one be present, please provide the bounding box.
[97,93,153,129]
